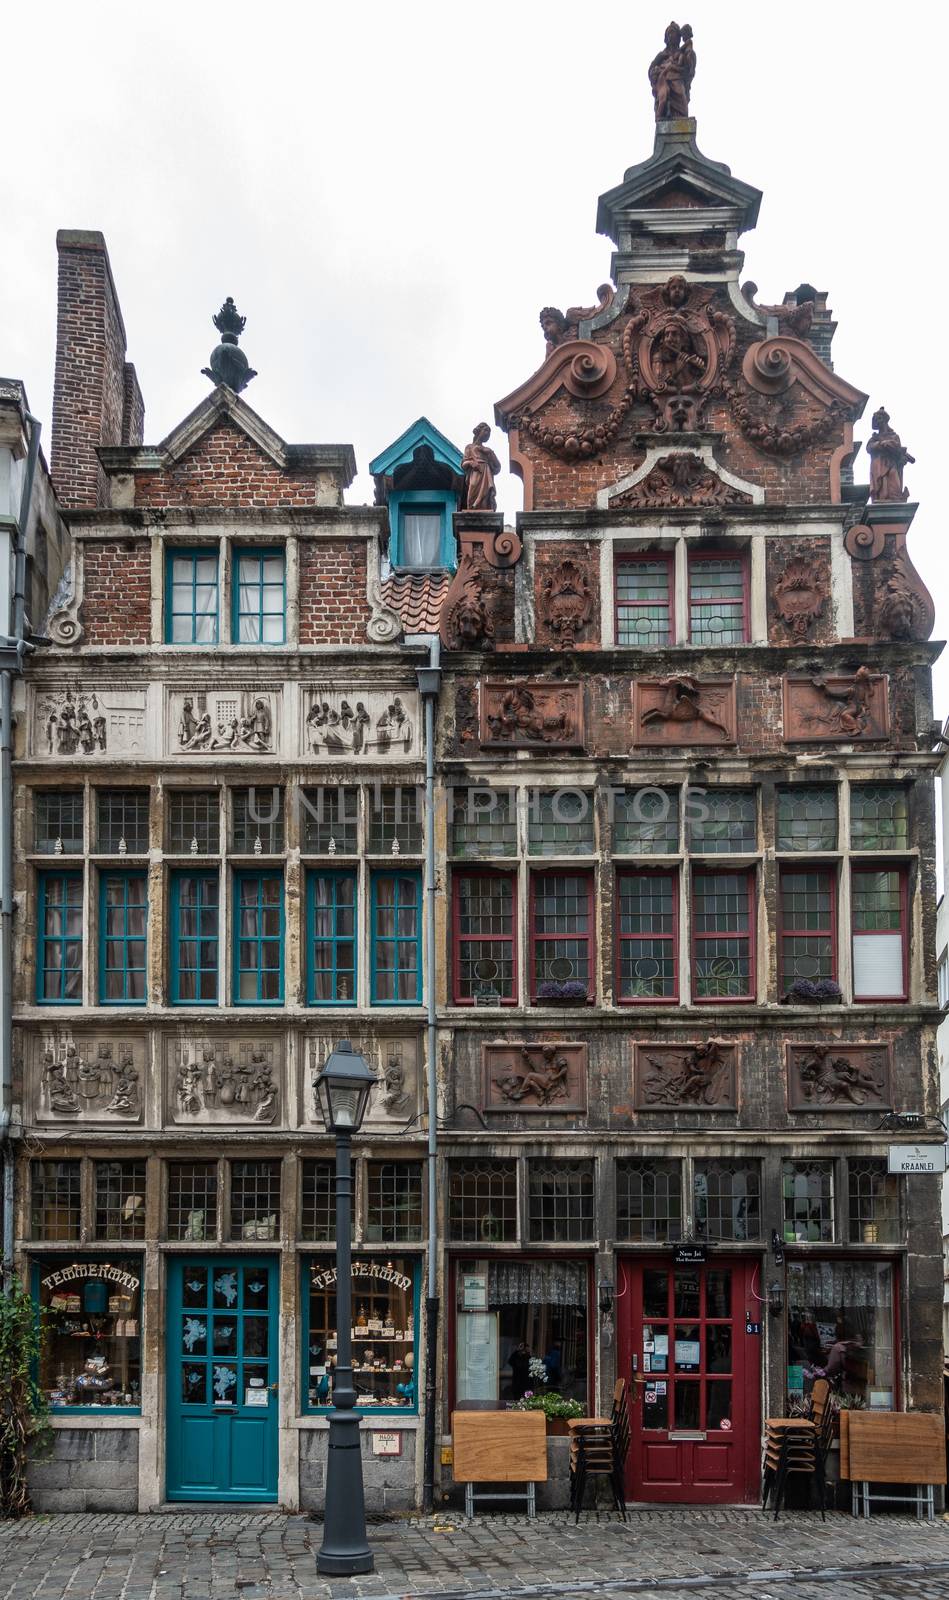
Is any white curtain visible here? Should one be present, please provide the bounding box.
[402,513,440,568]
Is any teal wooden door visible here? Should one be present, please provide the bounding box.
[166,1258,278,1501]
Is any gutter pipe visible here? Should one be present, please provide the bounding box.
[415,638,441,1514]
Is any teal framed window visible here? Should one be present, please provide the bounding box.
[170,872,219,1005]
[370,871,422,1004]
[307,871,356,1005]
[233,872,284,1005]
[99,871,148,1005]
[233,548,286,644]
[166,548,219,644]
[31,1256,142,1413]
[303,1254,419,1412]
[389,490,456,571]
[37,870,83,1004]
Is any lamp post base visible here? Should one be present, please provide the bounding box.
[316,1410,374,1576]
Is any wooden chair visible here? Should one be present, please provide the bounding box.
[611,1379,631,1473]
[761,1379,831,1520]
[568,1416,626,1521]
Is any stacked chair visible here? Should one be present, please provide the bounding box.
[761,1377,833,1520]
[567,1380,630,1521]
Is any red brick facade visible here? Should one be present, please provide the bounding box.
[133,420,330,510]
[298,538,371,643]
[79,539,151,645]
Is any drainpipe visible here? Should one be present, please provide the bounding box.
[415,640,441,1513]
[1,409,40,1284]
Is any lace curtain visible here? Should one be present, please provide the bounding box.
[488,1260,586,1309]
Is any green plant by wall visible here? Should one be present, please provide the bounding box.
[0,1272,50,1518]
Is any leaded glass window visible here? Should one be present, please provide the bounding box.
[782,1161,834,1243]
[848,1158,901,1244]
[453,871,516,1003]
[776,787,838,852]
[779,869,835,988]
[850,786,909,851]
[694,1161,760,1241]
[448,1160,517,1242]
[167,1162,218,1241]
[613,788,678,855]
[35,791,83,855]
[301,1160,336,1242]
[688,789,756,853]
[688,553,747,645]
[528,791,594,856]
[616,1159,683,1242]
[96,790,149,854]
[301,787,359,854]
[367,786,423,855]
[528,1160,595,1242]
[530,872,594,999]
[94,1160,146,1241]
[231,787,284,853]
[616,870,677,1000]
[366,1162,423,1242]
[229,1161,281,1241]
[451,788,517,858]
[168,791,219,854]
[691,870,753,1000]
[31,1160,81,1240]
[616,556,673,646]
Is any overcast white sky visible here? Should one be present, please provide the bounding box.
[3,0,946,706]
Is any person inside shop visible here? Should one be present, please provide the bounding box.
[506,1340,532,1400]
[543,1340,563,1388]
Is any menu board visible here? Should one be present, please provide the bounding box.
[456,1312,499,1405]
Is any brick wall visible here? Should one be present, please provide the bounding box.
[134,421,327,509]
[298,538,371,643]
[80,539,151,645]
[51,231,137,509]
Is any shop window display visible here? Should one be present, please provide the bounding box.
[786,1259,895,1410]
[304,1257,417,1410]
[33,1257,142,1410]
[454,1257,589,1410]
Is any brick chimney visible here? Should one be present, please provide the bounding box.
[51,230,144,508]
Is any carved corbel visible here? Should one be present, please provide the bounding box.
[365,560,403,644]
[440,514,523,652]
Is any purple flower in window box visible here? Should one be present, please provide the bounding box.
[537,980,589,1003]
[781,978,843,1006]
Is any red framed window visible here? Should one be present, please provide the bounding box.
[688,551,748,645]
[615,554,673,646]
[452,870,517,1004]
[778,868,837,992]
[616,869,678,1002]
[529,870,595,1002]
[851,866,908,1001]
[691,868,755,1002]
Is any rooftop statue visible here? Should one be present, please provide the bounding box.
[202,297,257,393]
[648,20,695,121]
[867,407,914,503]
[462,422,501,511]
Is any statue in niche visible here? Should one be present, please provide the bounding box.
[642,1039,729,1106]
[640,675,730,739]
[381,1052,412,1116]
[462,423,501,512]
[648,21,696,121]
[867,408,914,503]
[796,1044,884,1106]
[494,1044,570,1106]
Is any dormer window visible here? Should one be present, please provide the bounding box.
[401,506,444,569]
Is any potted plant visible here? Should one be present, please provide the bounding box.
[508,1391,585,1435]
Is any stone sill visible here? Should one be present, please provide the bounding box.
[296,1415,419,1431]
[49,1413,142,1429]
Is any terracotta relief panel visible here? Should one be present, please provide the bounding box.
[482,1041,587,1114]
[786,1042,890,1111]
[783,671,888,743]
[481,682,584,750]
[534,547,598,648]
[303,686,419,761]
[169,686,277,755]
[32,684,147,758]
[34,1030,145,1123]
[305,1034,420,1128]
[634,1040,737,1110]
[768,545,830,642]
[166,1036,281,1125]
[632,676,736,747]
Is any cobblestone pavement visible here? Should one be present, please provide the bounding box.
[1,1510,949,1600]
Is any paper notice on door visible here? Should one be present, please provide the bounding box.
[652,1332,669,1372]
[245,1388,268,1407]
[655,1381,667,1396]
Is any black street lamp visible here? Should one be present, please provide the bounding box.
[314,1040,377,1576]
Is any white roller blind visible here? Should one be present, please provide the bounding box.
[853,933,904,998]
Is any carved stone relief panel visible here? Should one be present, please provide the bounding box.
[635,1040,737,1110]
[32,684,147,758]
[482,1041,587,1114]
[786,1042,890,1111]
[303,686,420,761]
[305,1033,420,1127]
[169,686,277,755]
[784,671,888,742]
[632,676,736,747]
[481,682,584,750]
[33,1029,145,1123]
[166,1036,282,1125]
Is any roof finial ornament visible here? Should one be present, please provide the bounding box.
[201,297,257,393]
[648,21,695,122]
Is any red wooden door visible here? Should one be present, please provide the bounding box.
[618,1257,761,1503]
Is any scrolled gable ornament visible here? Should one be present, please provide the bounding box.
[727,334,866,458]
[496,341,625,462]
[439,519,523,653]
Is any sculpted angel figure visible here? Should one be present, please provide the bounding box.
[462,423,501,512]
[648,21,695,122]
[640,675,730,739]
[867,407,914,503]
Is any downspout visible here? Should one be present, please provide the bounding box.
[2,410,40,1283]
[415,640,441,1513]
